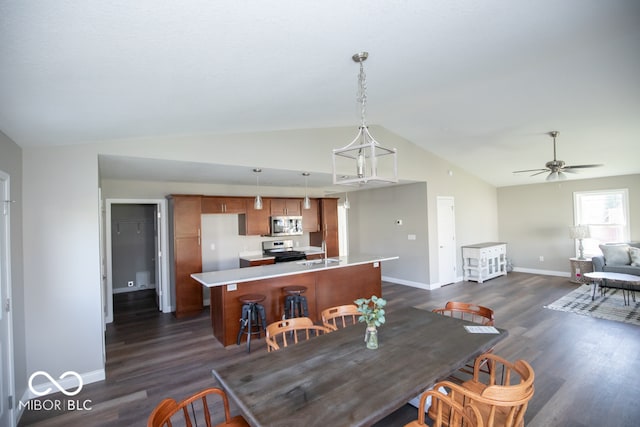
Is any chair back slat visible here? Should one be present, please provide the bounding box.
[321,304,361,330]
[265,317,333,352]
[147,387,249,427]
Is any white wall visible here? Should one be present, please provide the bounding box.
[22,145,105,387]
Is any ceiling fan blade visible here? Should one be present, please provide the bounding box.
[513,168,548,174]
[513,132,603,180]
[563,164,604,169]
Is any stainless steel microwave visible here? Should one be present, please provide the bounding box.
[270,216,303,236]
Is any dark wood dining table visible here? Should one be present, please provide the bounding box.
[212,307,508,427]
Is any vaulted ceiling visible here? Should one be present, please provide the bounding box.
[1,0,639,187]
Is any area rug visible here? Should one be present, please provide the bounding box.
[544,284,640,326]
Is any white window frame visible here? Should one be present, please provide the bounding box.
[573,188,630,258]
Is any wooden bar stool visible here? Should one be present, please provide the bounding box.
[282,286,309,319]
[236,294,267,353]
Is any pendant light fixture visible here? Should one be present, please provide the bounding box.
[332,52,398,185]
[253,168,263,210]
[302,172,311,210]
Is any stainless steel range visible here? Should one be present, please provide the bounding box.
[262,240,306,263]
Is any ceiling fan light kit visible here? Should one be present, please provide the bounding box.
[512,131,603,181]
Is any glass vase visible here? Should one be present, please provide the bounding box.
[364,324,378,349]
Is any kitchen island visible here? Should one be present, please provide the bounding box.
[191,254,398,346]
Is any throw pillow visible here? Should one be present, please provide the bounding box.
[599,244,631,266]
[630,247,640,267]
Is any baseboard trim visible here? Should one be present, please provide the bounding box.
[382,276,441,290]
[512,267,570,277]
[21,368,106,401]
[16,369,105,423]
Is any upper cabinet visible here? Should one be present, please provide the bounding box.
[270,198,302,216]
[201,196,246,214]
[302,198,320,232]
[239,198,271,236]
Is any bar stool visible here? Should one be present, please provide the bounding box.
[236,294,267,353]
[282,286,309,319]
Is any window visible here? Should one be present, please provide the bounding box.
[573,189,630,258]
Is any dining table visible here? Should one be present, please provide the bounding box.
[211,306,508,427]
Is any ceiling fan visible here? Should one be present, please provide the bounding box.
[512,131,603,181]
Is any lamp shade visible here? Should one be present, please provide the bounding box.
[569,225,590,239]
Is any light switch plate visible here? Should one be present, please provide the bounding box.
[227,283,237,291]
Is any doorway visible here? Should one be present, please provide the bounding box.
[436,196,457,286]
[104,199,170,324]
[0,171,15,427]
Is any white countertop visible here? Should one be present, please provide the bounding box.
[191,253,399,287]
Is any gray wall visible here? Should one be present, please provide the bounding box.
[111,204,157,291]
[348,183,429,286]
[497,174,640,275]
[0,132,26,415]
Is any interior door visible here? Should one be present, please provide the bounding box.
[154,205,162,310]
[437,196,456,286]
[0,171,15,427]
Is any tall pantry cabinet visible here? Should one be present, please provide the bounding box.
[310,198,339,257]
[168,195,204,318]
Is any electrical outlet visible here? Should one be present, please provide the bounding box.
[127,281,134,287]
[539,256,544,262]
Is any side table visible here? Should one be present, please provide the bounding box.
[569,257,593,284]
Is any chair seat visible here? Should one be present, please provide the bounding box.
[282,285,307,295]
[238,293,266,304]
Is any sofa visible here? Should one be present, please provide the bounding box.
[592,242,640,275]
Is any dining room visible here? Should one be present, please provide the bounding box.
[17,272,640,426]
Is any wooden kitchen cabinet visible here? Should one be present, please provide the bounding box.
[270,198,302,216]
[238,198,271,236]
[310,198,339,257]
[201,196,246,214]
[168,195,204,318]
[302,198,320,232]
[239,258,275,268]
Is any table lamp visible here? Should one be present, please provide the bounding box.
[569,225,590,260]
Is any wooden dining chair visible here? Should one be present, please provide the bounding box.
[405,385,484,427]
[147,387,249,427]
[265,317,333,352]
[432,301,495,325]
[427,354,535,427]
[458,353,535,427]
[433,301,495,377]
[321,304,361,331]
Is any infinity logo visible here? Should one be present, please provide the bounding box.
[29,371,84,397]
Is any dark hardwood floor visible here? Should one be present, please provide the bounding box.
[19,272,640,426]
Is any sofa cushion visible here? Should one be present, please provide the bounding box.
[603,264,640,275]
[630,247,640,267]
[599,244,631,266]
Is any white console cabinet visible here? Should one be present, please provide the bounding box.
[462,242,507,283]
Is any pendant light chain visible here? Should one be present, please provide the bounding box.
[357,60,367,127]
